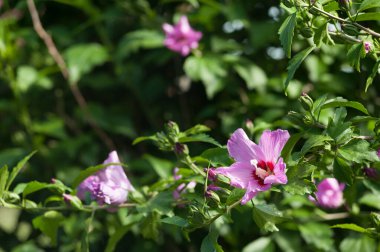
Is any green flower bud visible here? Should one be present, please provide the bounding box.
[299,93,314,111]
[342,24,359,36]
[300,27,314,38]
[337,0,351,10]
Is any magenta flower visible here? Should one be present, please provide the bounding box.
[77,151,134,205]
[310,178,345,208]
[215,128,290,204]
[173,167,196,200]
[162,16,202,56]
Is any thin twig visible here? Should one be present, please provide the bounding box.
[26,0,115,150]
[310,6,380,38]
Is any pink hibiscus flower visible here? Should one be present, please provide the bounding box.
[162,16,202,56]
[310,178,345,208]
[216,128,290,204]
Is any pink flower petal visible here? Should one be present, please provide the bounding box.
[227,128,263,162]
[258,129,290,162]
[215,161,253,189]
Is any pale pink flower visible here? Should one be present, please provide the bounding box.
[310,178,345,208]
[173,167,196,200]
[162,16,202,56]
[77,151,134,205]
[215,128,290,204]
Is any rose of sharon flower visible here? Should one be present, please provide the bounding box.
[216,128,290,204]
[173,167,196,200]
[77,151,134,205]
[310,178,345,208]
[162,16,202,56]
[364,41,372,53]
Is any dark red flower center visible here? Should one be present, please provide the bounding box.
[251,160,275,186]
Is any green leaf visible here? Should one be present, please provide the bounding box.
[132,135,158,145]
[184,55,227,99]
[16,66,38,92]
[347,43,365,72]
[201,147,232,167]
[32,211,64,246]
[300,135,332,155]
[359,193,380,209]
[105,214,143,252]
[116,30,164,59]
[179,134,222,147]
[284,46,315,91]
[358,0,380,12]
[234,62,267,90]
[226,188,246,205]
[355,12,380,21]
[283,179,316,195]
[201,225,223,252]
[311,93,328,118]
[299,222,334,251]
[333,157,353,185]
[22,181,57,198]
[242,237,275,252]
[64,43,108,84]
[184,124,211,135]
[281,132,303,162]
[0,165,9,199]
[340,235,376,252]
[278,13,297,58]
[161,216,189,227]
[365,61,380,92]
[6,151,36,191]
[338,140,379,164]
[331,223,368,233]
[252,204,286,232]
[321,97,368,115]
[143,154,172,179]
[138,191,174,215]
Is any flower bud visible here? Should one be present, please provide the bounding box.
[342,24,359,36]
[174,142,189,156]
[364,41,372,54]
[63,194,83,209]
[363,167,380,179]
[337,0,351,10]
[299,93,314,111]
[205,190,220,202]
[300,27,314,38]
[282,0,293,8]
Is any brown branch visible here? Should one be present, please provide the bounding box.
[26,0,115,150]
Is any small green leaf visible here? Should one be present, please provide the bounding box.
[138,191,174,215]
[311,93,328,118]
[331,223,368,233]
[281,132,303,162]
[201,225,224,252]
[365,61,380,92]
[333,157,353,185]
[358,0,380,12]
[242,237,275,252]
[347,43,365,72]
[252,204,286,232]
[0,165,9,199]
[184,124,211,135]
[300,135,332,155]
[132,135,158,145]
[179,134,222,147]
[278,13,297,58]
[32,211,64,246]
[22,181,56,198]
[340,235,376,252]
[64,43,108,84]
[161,216,189,227]
[355,12,380,21]
[299,222,334,251]
[6,151,36,191]
[321,97,368,115]
[234,63,267,90]
[201,147,232,167]
[338,140,379,163]
[284,46,315,91]
[359,193,380,209]
[143,154,172,179]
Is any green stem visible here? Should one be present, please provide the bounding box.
[183,155,206,177]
